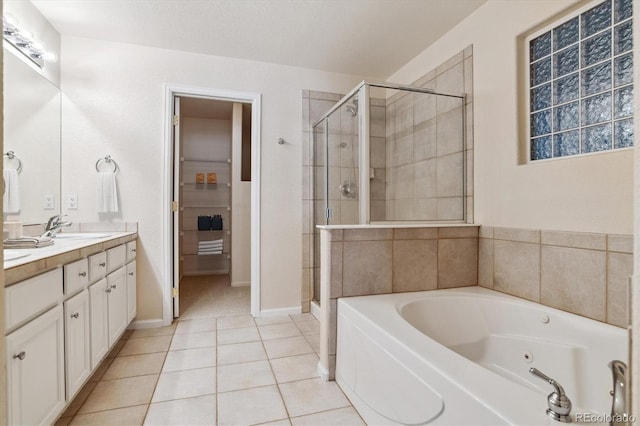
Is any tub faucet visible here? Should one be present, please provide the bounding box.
[529,367,572,423]
[608,360,629,426]
[42,214,72,237]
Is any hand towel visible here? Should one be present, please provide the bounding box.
[3,169,20,214]
[97,172,119,213]
[4,236,53,248]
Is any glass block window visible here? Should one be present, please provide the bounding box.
[528,0,633,161]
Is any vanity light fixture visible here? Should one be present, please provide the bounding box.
[3,15,56,68]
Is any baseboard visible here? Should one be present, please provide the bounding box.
[317,361,330,382]
[259,306,302,317]
[128,318,165,329]
[310,300,320,321]
[231,280,251,288]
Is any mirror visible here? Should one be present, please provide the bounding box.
[3,48,61,225]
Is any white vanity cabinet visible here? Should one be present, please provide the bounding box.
[89,278,110,369]
[5,235,138,425]
[64,289,91,399]
[6,268,65,426]
[126,261,137,323]
[107,267,128,346]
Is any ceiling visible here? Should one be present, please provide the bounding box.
[32,0,486,79]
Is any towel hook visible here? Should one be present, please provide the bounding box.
[4,151,23,173]
[95,155,119,173]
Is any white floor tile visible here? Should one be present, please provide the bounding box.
[175,318,217,335]
[144,394,216,425]
[217,326,260,345]
[270,353,319,383]
[169,331,216,351]
[263,336,314,359]
[254,316,293,326]
[151,367,216,403]
[162,347,217,372]
[217,360,275,392]
[217,385,287,426]
[258,323,302,340]
[279,378,350,418]
[291,406,365,425]
[217,341,267,365]
[216,315,255,330]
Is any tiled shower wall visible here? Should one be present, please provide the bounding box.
[380,46,474,221]
[478,226,632,328]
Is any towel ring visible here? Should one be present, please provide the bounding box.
[95,155,119,173]
[4,151,22,173]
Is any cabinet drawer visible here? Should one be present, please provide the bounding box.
[64,259,89,296]
[106,245,126,273]
[6,269,63,332]
[126,241,137,263]
[89,252,108,283]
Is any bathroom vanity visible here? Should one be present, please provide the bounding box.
[3,231,137,425]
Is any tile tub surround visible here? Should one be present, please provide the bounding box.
[319,225,479,380]
[54,313,365,425]
[478,227,632,328]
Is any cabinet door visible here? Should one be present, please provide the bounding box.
[7,305,65,426]
[63,258,89,296]
[126,261,137,323]
[88,251,108,284]
[89,278,109,369]
[64,289,91,400]
[107,267,127,346]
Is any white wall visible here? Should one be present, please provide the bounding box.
[60,36,363,320]
[388,0,633,235]
[231,103,251,287]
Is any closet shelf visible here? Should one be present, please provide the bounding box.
[181,182,232,188]
[181,158,231,164]
[181,205,231,210]
[182,253,231,259]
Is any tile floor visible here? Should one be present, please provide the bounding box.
[54,275,365,425]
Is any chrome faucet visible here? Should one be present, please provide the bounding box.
[529,367,572,423]
[608,360,629,426]
[42,214,72,237]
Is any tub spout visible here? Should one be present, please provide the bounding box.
[529,367,572,423]
[608,360,629,426]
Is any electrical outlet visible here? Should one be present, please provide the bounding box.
[44,194,55,210]
[67,194,78,210]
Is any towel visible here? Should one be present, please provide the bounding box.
[199,242,223,249]
[3,169,20,214]
[198,249,222,255]
[199,239,223,246]
[4,236,53,248]
[97,172,119,213]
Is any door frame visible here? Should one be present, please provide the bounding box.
[162,84,261,325]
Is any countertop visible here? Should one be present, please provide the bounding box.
[4,232,137,286]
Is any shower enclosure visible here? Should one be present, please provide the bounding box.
[311,81,467,301]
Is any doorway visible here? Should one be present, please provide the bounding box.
[163,85,261,325]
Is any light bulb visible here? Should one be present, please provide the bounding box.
[42,51,57,62]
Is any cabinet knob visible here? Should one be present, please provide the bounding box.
[13,351,25,360]
[79,272,87,277]
[111,284,117,289]
[99,262,106,267]
[131,249,136,252]
[129,272,134,276]
[105,288,112,294]
[71,312,80,319]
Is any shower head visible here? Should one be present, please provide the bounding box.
[343,96,358,117]
[344,105,357,117]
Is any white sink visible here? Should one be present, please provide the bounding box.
[4,249,31,261]
[54,233,112,240]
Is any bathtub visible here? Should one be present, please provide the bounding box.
[335,287,628,425]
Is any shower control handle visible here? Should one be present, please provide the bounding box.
[529,368,572,422]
